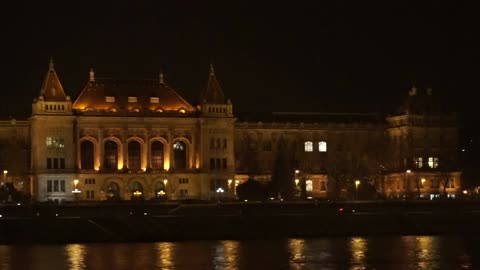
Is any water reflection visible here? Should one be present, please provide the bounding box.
[156,242,174,269]
[213,240,239,270]
[288,238,305,270]
[0,236,478,269]
[65,244,86,270]
[349,237,367,269]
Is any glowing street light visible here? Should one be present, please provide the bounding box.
[355,180,360,200]
[72,179,81,201]
[405,169,411,196]
[3,170,7,183]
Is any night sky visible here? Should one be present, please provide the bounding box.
[2,1,479,123]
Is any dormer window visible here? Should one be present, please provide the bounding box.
[106,96,115,103]
[128,96,138,103]
[150,97,159,103]
[52,88,56,96]
[178,108,186,114]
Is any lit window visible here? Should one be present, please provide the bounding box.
[414,157,423,168]
[178,108,186,114]
[304,141,313,152]
[428,157,439,168]
[306,180,313,192]
[105,96,115,103]
[46,137,64,148]
[128,96,138,103]
[150,97,159,103]
[319,141,327,152]
[46,137,53,147]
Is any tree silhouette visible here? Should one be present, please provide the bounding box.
[270,137,295,200]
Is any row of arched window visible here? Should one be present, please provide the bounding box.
[80,140,187,171]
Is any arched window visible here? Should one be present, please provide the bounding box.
[319,141,327,152]
[155,181,166,197]
[104,140,118,171]
[304,141,313,152]
[173,141,187,170]
[106,182,120,200]
[128,141,141,171]
[80,140,94,170]
[151,141,164,170]
[130,181,143,199]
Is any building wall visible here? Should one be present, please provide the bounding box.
[0,119,30,193]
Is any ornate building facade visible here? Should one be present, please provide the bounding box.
[0,61,462,202]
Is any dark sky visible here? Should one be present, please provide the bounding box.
[2,1,479,120]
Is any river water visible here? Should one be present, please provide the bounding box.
[0,236,477,269]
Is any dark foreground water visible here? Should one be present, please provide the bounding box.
[0,236,478,270]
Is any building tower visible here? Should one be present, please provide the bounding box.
[30,59,75,202]
[198,64,236,198]
[384,86,460,199]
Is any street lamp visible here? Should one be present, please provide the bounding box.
[405,170,411,197]
[355,180,360,200]
[3,170,7,183]
[234,180,239,196]
[72,179,81,201]
[418,178,426,199]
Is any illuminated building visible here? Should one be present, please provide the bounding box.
[0,60,461,201]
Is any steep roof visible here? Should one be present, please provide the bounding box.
[39,59,68,101]
[72,75,194,113]
[201,64,225,104]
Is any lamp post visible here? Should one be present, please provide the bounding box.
[355,180,360,200]
[3,170,7,184]
[234,180,239,196]
[419,178,425,198]
[294,169,300,197]
[405,170,411,197]
[72,179,81,201]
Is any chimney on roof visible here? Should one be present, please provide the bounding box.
[89,68,95,82]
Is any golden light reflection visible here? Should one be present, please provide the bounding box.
[213,240,239,270]
[288,238,305,270]
[416,236,434,270]
[156,242,174,269]
[350,237,367,268]
[65,244,86,270]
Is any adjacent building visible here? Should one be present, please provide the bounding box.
[0,60,462,202]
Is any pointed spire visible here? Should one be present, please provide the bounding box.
[49,57,54,71]
[159,70,165,84]
[39,59,68,101]
[89,67,95,82]
[202,64,225,103]
[209,63,215,77]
